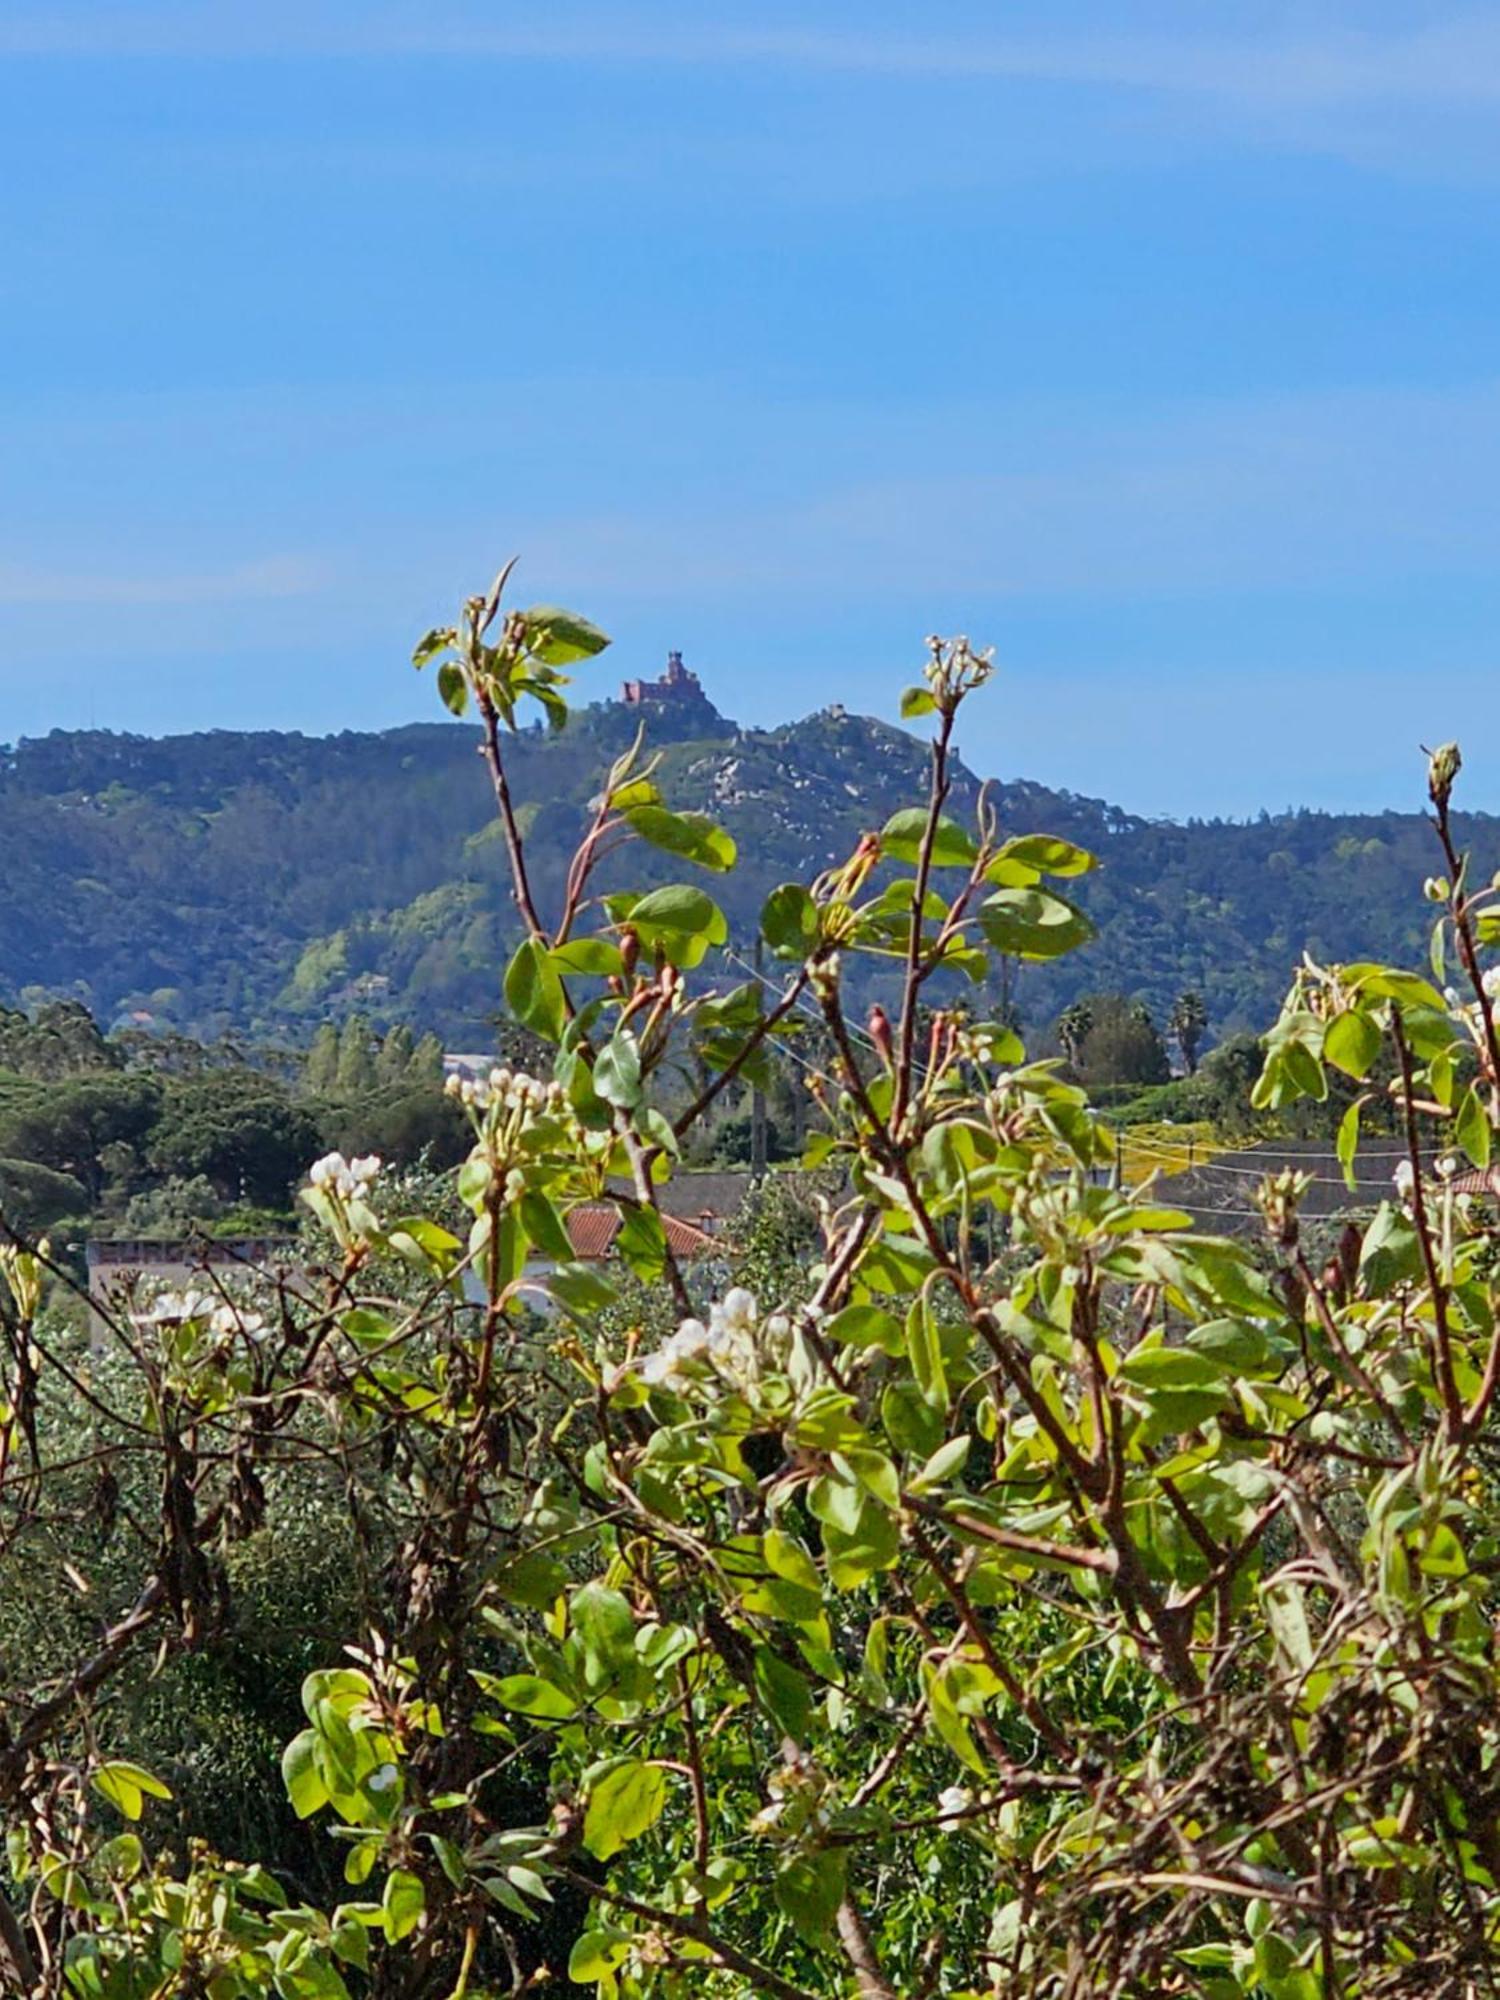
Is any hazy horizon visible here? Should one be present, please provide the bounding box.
[0,677,1471,832]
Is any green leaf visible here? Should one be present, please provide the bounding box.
[899,684,936,718]
[427,1834,468,1890]
[1118,1346,1226,1393]
[1282,1040,1328,1102]
[906,1299,948,1411]
[583,1758,668,1861]
[281,1730,329,1819]
[520,604,611,664]
[275,1960,353,2000]
[1352,967,1448,1014]
[627,885,729,968]
[1360,1202,1423,1292]
[761,882,821,960]
[881,807,978,868]
[546,1261,619,1316]
[1118,1343,1231,1438]
[824,1303,904,1354]
[98,1759,170,1802]
[548,937,624,977]
[1337,1098,1362,1191]
[764,1527,822,1595]
[411,626,452,667]
[572,1582,638,1690]
[910,1434,972,1491]
[625,805,737,872]
[882,1377,945,1457]
[476,1673,577,1720]
[519,1190,573,1262]
[978,888,1095,960]
[95,1833,144,1884]
[91,1764,148,1821]
[616,1204,668,1280]
[593,1033,643,1110]
[435,660,468,716]
[821,1502,899,1590]
[1456,1086,1492,1171]
[330,1916,371,1970]
[504,938,567,1041]
[774,1849,847,1947]
[753,1645,812,1739]
[381,1868,425,1944]
[490,1549,568,1611]
[569,1930,632,1982]
[1185,1318,1282,1377]
[989,833,1097,880]
[1324,1008,1382,1079]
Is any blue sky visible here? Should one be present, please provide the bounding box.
[5,2,1500,816]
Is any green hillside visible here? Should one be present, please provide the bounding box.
[0,695,1486,1046]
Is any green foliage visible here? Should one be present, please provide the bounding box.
[7,694,1500,1052]
[147,1074,322,1205]
[7,576,1500,1999]
[0,1007,468,1243]
[1060,989,1172,1086]
[0,1155,88,1233]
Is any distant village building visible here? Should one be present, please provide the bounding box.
[622,651,716,715]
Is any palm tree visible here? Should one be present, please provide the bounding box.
[1168,989,1209,1074]
[1057,1000,1094,1071]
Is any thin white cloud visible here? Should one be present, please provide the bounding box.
[0,554,332,607]
[6,7,1500,116]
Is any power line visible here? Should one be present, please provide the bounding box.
[715,951,1451,1201]
[1121,1149,1417,1187]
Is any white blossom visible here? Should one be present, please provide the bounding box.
[629,1289,788,1398]
[448,1066,565,1115]
[937,1785,972,1821]
[763,1312,793,1367]
[135,1288,216,1326]
[210,1302,268,1343]
[1484,966,1500,999]
[1393,1161,1415,1199]
[308,1151,382,1201]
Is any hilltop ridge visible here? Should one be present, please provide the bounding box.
[0,694,1487,1046]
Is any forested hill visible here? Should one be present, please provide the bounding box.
[0,700,1489,1047]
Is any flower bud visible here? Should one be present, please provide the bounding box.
[1428,741,1462,812]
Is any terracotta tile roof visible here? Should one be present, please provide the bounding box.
[661,1212,719,1258]
[564,1205,719,1262]
[604,1172,753,1228]
[566,1207,621,1259]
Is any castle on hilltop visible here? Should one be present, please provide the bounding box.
[622,651,712,712]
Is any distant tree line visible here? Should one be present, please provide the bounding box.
[0,1002,464,1245]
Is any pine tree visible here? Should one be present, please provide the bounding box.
[304,1022,340,1093]
[335,1014,375,1094]
[375,1023,415,1087]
